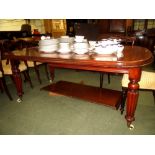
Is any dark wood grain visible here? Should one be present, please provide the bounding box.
[41,80,122,109]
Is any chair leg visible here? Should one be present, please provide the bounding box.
[34,64,42,84]
[10,75,15,84]
[0,79,3,93]
[23,70,33,88]
[1,77,13,100]
[100,73,111,88]
[108,73,111,84]
[152,90,155,105]
[120,87,128,115]
[44,63,50,80]
[100,73,104,88]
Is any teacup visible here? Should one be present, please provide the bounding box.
[117,45,124,53]
[117,45,124,58]
[89,41,96,50]
[59,42,70,48]
[75,35,84,42]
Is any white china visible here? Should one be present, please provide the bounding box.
[46,36,51,39]
[41,36,46,40]
[74,42,89,49]
[73,42,89,54]
[58,49,71,54]
[94,44,124,56]
[73,48,88,55]
[58,43,71,54]
[117,45,124,53]
[39,44,58,53]
[39,39,58,46]
[89,41,96,50]
[39,38,59,53]
[95,45,116,55]
[117,45,124,58]
[75,35,84,42]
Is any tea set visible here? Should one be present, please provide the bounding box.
[39,35,124,58]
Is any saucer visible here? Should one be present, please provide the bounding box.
[58,48,71,54]
[73,54,89,60]
[58,53,72,59]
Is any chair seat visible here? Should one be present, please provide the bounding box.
[2,60,27,75]
[27,61,42,67]
[0,71,2,77]
[122,71,155,90]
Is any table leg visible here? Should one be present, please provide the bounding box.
[11,60,23,101]
[125,68,141,128]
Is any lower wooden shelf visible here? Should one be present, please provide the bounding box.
[41,80,122,109]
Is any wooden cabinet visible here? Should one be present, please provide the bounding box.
[44,19,67,38]
[97,19,133,35]
[97,19,110,34]
[109,19,126,33]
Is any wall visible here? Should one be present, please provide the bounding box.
[0,19,45,33]
[0,19,25,31]
[30,19,45,33]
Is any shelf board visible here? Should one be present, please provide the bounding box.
[41,80,122,109]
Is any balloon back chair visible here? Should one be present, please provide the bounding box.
[0,40,33,102]
[14,38,50,84]
[0,49,13,100]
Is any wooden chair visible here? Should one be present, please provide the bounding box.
[0,40,33,90]
[15,39,49,84]
[120,71,155,114]
[0,53,13,101]
[1,59,33,89]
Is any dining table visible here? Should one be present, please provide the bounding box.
[4,45,153,129]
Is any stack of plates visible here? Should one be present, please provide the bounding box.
[73,42,89,54]
[58,43,71,54]
[39,39,58,53]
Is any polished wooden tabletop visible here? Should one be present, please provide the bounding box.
[5,46,153,68]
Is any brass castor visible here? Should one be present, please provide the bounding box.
[129,124,134,130]
[17,98,22,103]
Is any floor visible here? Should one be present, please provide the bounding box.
[0,65,155,134]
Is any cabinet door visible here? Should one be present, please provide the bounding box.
[44,19,67,38]
[109,19,126,33]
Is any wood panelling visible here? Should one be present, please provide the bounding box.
[109,19,126,33]
[97,19,133,35]
[44,19,67,38]
[97,19,110,34]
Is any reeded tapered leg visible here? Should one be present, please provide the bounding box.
[10,60,23,100]
[125,68,141,127]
